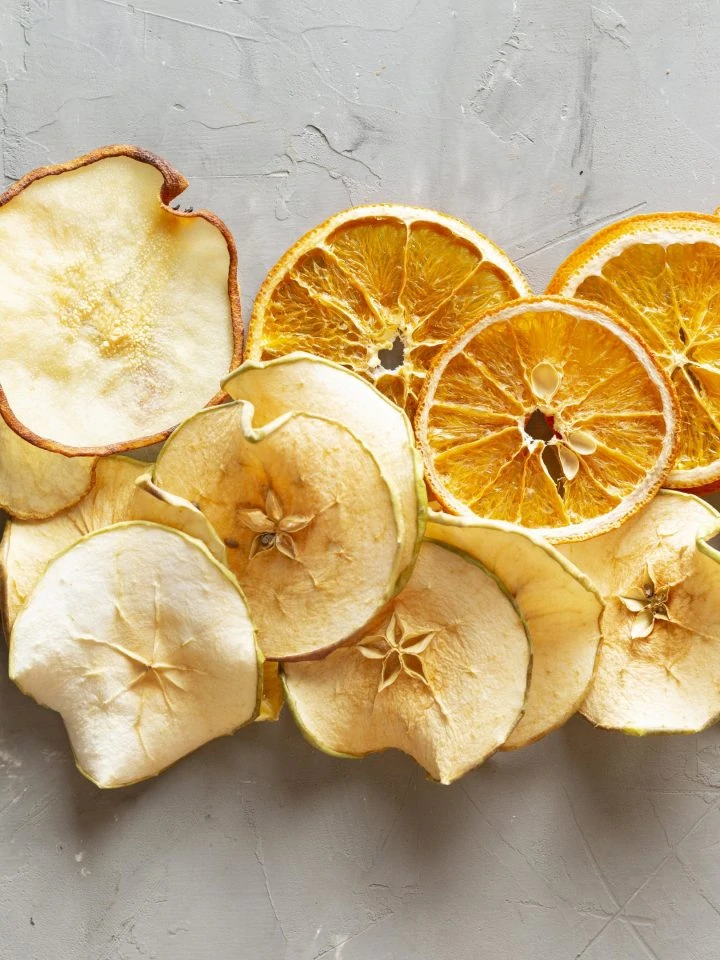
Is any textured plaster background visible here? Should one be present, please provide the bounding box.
[1,1,720,958]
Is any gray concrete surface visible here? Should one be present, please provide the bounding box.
[1,1,720,958]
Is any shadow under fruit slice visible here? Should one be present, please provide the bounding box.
[222,351,426,590]
[415,295,679,542]
[153,402,404,661]
[548,211,720,490]
[1,455,224,632]
[560,491,720,734]
[426,512,602,749]
[282,540,531,783]
[244,204,531,420]
[0,414,95,519]
[9,523,260,789]
[0,146,241,456]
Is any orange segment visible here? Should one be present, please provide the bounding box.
[548,212,720,489]
[401,223,488,319]
[519,449,569,527]
[561,459,620,523]
[326,217,407,311]
[672,367,720,473]
[416,296,679,542]
[413,263,521,345]
[257,277,369,366]
[433,427,522,507]
[245,205,531,420]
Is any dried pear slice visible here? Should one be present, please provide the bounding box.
[1,456,223,632]
[222,352,426,588]
[0,146,241,456]
[426,512,602,748]
[283,540,531,783]
[0,413,95,519]
[10,522,260,788]
[154,402,404,660]
[560,491,720,733]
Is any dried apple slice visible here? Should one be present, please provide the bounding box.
[561,492,720,733]
[0,146,241,456]
[222,352,426,588]
[1,456,224,632]
[153,402,404,660]
[426,513,602,748]
[9,522,260,788]
[133,474,226,563]
[283,540,531,783]
[0,414,95,519]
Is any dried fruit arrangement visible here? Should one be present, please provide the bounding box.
[3,146,720,789]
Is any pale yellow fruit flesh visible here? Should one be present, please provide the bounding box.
[133,474,226,563]
[0,414,95,519]
[561,491,720,733]
[283,540,531,783]
[2,456,223,631]
[0,155,236,452]
[426,513,602,749]
[222,352,426,587]
[154,403,403,660]
[10,523,260,789]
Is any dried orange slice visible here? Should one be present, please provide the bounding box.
[548,212,720,490]
[415,296,679,541]
[244,205,530,419]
